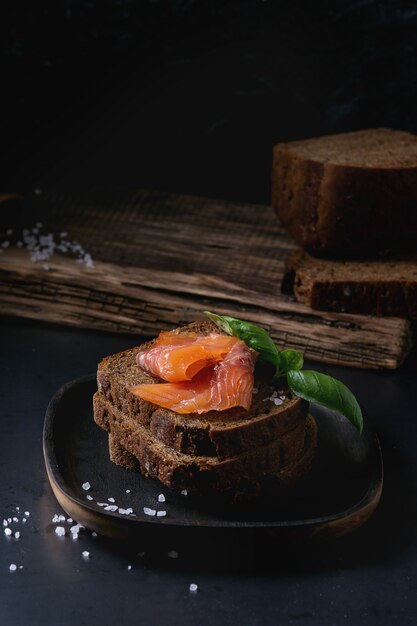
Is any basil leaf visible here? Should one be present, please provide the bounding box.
[279,349,304,372]
[205,311,280,366]
[287,370,363,434]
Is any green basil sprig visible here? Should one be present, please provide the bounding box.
[205,311,363,434]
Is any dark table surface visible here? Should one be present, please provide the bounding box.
[1,315,417,626]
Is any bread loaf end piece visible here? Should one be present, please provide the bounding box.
[272,128,417,259]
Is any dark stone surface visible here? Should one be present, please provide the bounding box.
[1,1,417,201]
[1,316,417,625]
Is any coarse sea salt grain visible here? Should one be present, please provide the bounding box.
[14,532,20,540]
[181,490,188,496]
[3,520,7,527]
[12,517,18,522]
[274,398,283,406]
[82,482,91,491]
[86,495,93,501]
[168,550,178,559]
[25,512,30,517]
[158,494,166,503]
[157,511,167,517]
[126,489,131,494]
[82,551,90,559]
[67,518,73,523]
[107,497,115,503]
[8,518,12,523]
[143,507,156,516]
[105,505,118,512]
[4,528,12,536]
[189,583,198,592]
[15,507,20,512]
[22,518,27,523]
[92,532,97,538]
[55,526,65,537]
[127,565,132,570]
[9,564,17,572]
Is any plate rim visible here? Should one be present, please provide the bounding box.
[43,375,384,532]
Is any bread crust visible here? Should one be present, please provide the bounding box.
[272,129,417,259]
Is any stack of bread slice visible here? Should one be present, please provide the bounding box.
[94,321,317,497]
[273,128,417,319]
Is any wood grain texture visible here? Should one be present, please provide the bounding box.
[0,188,412,369]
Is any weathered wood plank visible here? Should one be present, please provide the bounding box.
[0,189,413,369]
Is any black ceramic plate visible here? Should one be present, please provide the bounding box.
[43,376,383,540]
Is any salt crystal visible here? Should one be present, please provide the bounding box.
[6,228,13,236]
[86,495,93,501]
[158,494,166,503]
[58,515,66,522]
[55,526,65,537]
[92,532,97,537]
[143,507,156,516]
[4,528,12,536]
[19,566,23,570]
[125,489,131,493]
[15,532,20,539]
[22,518,27,523]
[157,511,167,517]
[9,564,17,572]
[42,264,50,271]
[52,514,60,523]
[72,533,79,540]
[67,518,73,523]
[125,508,133,514]
[107,497,115,503]
[82,482,91,491]
[70,524,81,534]
[168,550,178,559]
[12,517,18,522]
[181,490,188,496]
[97,502,107,507]
[15,507,20,511]
[189,583,198,592]
[104,505,118,512]
[127,565,132,570]
[3,520,7,527]
[7,518,11,523]
[82,551,90,559]
[24,512,30,517]
[273,398,283,406]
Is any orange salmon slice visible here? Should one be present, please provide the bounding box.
[130,341,254,414]
[136,331,239,383]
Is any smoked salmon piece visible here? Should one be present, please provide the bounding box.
[130,341,255,414]
[136,331,239,383]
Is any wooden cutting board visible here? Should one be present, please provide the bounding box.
[0,188,412,369]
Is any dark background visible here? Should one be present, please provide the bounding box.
[2,0,417,202]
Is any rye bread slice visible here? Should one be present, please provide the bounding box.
[272,128,417,259]
[97,321,308,458]
[95,392,317,493]
[282,249,417,319]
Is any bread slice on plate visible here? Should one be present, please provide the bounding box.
[94,321,317,497]
[282,249,417,320]
[272,128,417,259]
[94,392,317,494]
